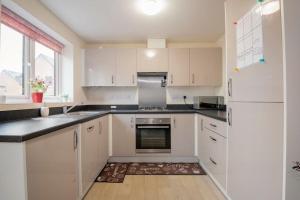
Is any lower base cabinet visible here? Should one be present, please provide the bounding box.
[80,116,109,198]
[26,126,78,200]
[171,114,195,156]
[112,114,135,156]
[198,114,227,191]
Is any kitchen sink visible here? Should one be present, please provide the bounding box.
[47,111,100,118]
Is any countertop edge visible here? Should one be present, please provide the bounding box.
[0,110,226,143]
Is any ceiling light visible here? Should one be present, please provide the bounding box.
[256,0,280,15]
[137,0,165,16]
[145,50,156,58]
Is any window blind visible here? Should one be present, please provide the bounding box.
[1,6,64,53]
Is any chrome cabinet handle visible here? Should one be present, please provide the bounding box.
[210,157,217,165]
[228,108,232,126]
[112,75,114,84]
[130,117,134,128]
[87,125,95,132]
[171,74,173,84]
[292,161,300,172]
[173,118,176,128]
[210,123,217,128]
[201,119,204,131]
[228,78,232,97]
[73,130,78,151]
[209,136,217,142]
[132,74,135,84]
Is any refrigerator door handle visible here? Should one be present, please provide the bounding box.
[228,78,232,97]
[228,108,232,126]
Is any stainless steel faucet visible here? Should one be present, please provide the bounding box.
[63,104,78,114]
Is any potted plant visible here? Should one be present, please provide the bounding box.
[30,78,48,103]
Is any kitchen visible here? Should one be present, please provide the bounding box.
[0,0,299,200]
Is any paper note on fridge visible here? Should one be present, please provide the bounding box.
[236,4,264,69]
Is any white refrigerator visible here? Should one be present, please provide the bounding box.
[225,0,284,200]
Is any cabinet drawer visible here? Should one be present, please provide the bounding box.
[82,119,99,134]
[205,128,227,190]
[204,117,227,137]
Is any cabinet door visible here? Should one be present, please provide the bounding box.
[198,115,207,162]
[81,119,99,195]
[190,48,222,86]
[116,48,137,86]
[84,48,116,86]
[171,114,195,156]
[26,126,78,200]
[168,48,190,86]
[205,128,227,190]
[227,102,283,200]
[98,116,109,171]
[137,48,168,72]
[112,114,135,156]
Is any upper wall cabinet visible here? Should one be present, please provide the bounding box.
[168,48,190,86]
[116,49,137,86]
[190,48,222,86]
[137,48,169,72]
[84,48,117,86]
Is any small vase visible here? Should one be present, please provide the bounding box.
[32,92,44,103]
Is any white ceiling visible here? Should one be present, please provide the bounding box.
[40,0,225,43]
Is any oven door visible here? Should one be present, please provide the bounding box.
[136,124,171,153]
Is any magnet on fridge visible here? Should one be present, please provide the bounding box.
[234,67,240,72]
[259,58,265,64]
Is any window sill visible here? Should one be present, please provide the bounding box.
[0,97,76,111]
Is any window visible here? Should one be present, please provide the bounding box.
[0,6,64,101]
[35,42,57,96]
[0,24,26,96]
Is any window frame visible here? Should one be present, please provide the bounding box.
[0,23,62,102]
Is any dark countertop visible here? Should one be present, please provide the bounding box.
[0,111,109,143]
[0,109,226,143]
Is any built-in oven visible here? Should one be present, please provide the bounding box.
[136,118,171,153]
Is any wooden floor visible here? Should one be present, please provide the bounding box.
[84,175,225,200]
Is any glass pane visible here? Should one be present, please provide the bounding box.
[35,42,55,96]
[0,24,24,96]
[139,129,168,149]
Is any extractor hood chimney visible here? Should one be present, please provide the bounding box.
[147,39,166,48]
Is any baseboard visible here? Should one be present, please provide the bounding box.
[108,156,198,163]
[199,160,231,200]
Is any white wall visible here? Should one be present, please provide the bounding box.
[215,35,227,102]
[0,0,86,111]
[282,0,300,199]
[83,86,218,105]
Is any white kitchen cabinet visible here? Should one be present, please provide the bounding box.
[83,48,116,86]
[203,116,227,138]
[168,48,190,86]
[205,128,227,190]
[137,48,169,72]
[80,119,100,196]
[190,48,222,86]
[112,114,136,156]
[97,115,109,170]
[116,48,137,86]
[26,126,78,200]
[171,114,195,156]
[197,115,207,162]
[227,102,283,200]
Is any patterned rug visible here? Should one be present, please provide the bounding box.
[96,163,128,183]
[96,163,206,183]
